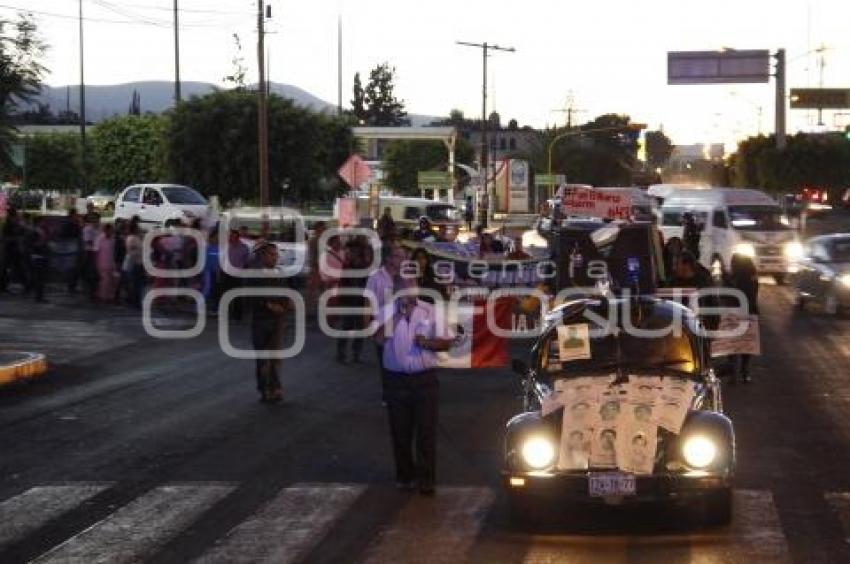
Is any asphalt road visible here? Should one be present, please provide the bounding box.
[1,283,850,563]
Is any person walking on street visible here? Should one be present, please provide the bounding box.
[375,278,458,495]
[123,220,145,308]
[366,242,405,402]
[61,209,83,293]
[221,227,251,321]
[81,212,100,300]
[336,237,369,363]
[113,219,128,303]
[726,254,759,384]
[28,216,50,303]
[682,212,702,261]
[249,240,291,403]
[464,196,474,232]
[0,207,27,292]
[95,224,117,303]
[377,207,397,240]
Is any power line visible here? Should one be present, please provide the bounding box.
[0,2,249,29]
[106,1,246,16]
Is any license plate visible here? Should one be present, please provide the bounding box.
[588,472,636,497]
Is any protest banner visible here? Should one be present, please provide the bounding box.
[561,186,633,219]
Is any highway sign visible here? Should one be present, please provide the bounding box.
[668,50,770,84]
[417,171,452,187]
[534,174,566,186]
[790,88,850,109]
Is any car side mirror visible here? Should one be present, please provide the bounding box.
[512,359,529,375]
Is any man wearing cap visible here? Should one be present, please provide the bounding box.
[249,240,290,403]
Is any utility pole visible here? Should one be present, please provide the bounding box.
[337,15,342,115]
[775,48,786,150]
[173,0,181,103]
[78,0,87,193]
[257,0,270,207]
[456,40,515,228]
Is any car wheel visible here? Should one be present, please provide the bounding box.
[700,488,733,527]
[773,274,787,286]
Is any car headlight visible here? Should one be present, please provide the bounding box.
[732,242,756,258]
[521,436,556,469]
[839,274,850,287]
[784,241,804,260]
[682,435,717,469]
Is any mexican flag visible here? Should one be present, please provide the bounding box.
[437,298,513,369]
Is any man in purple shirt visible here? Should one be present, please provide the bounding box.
[375,279,457,495]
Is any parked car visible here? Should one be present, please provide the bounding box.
[86,189,117,213]
[114,184,215,227]
[793,233,850,316]
[505,297,734,526]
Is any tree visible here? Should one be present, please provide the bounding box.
[351,72,367,124]
[352,63,408,126]
[168,90,354,205]
[382,138,475,196]
[545,114,641,186]
[731,133,850,199]
[0,13,47,166]
[90,115,168,191]
[223,33,247,90]
[22,132,82,190]
[128,90,141,116]
[645,129,673,169]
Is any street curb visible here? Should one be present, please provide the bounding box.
[0,352,48,386]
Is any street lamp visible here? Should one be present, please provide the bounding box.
[546,123,645,196]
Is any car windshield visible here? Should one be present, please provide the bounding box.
[427,205,459,221]
[829,239,850,262]
[661,209,708,227]
[161,187,207,205]
[728,205,790,231]
[539,306,699,379]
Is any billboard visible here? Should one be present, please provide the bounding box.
[508,159,529,213]
[668,50,770,85]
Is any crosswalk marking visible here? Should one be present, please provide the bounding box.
[362,486,495,564]
[196,483,365,564]
[825,492,850,544]
[31,483,235,564]
[521,489,792,563]
[0,483,811,562]
[0,484,110,550]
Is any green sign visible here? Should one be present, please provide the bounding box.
[534,173,565,186]
[417,171,452,187]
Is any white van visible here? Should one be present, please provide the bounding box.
[340,194,462,240]
[658,188,801,283]
[114,184,214,227]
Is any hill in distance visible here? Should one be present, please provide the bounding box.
[36,81,437,125]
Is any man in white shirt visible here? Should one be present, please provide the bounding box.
[375,280,458,495]
[365,243,406,401]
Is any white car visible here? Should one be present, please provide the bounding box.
[86,189,117,212]
[114,184,214,227]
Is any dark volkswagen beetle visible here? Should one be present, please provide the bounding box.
[504,296,735,525]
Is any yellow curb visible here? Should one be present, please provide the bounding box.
[0,352,48,386]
